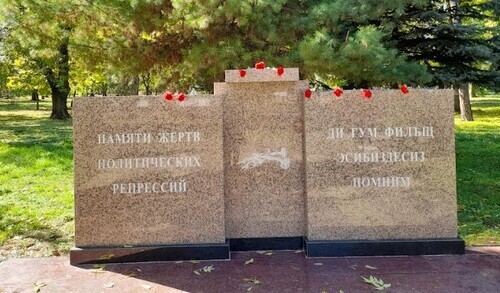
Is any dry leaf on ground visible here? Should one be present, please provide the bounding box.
[104,282,115,288]
[243,278,262,285]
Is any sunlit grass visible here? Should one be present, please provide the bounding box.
[455,95,500,245]
[0,98,74,257]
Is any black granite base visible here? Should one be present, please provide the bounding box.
[229,237,304,251]
[70,242,230,265]
[305,237,465,257]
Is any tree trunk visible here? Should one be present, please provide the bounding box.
[458,84,473,121]
[448,0,473,120]
[131,75,140,95]
[453,88,460,112]
[42,36,71,120]
[140,73,151,95]
[31,90,39,101]
[51,89,70,119]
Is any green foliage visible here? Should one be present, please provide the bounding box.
[86,0,434,89]
[390,0,500,89]
[300,26,430,87]
[5,57,49,97]
[0,0,498,95]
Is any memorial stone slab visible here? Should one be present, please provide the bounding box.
[215,68,308,245]
[72,95,227,263]
[304,89,460,246]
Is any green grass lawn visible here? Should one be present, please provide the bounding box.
[455,96,500,245]
[0,98,74,258]
[0,95,498,259]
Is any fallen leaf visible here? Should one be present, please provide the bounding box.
[34,282,47,293]
[365,265,378,270]
[202,265,215,273]
[321,289,328,293]
[99,254,116,260]
[314,263,323,266]
[264,252,274,256]
[141,284,152,290]
[245,258,254,265]
[104,282,115,288]
[136,268,142,272]
[190,260,200,264]
[294,250,303,253]
[339,290,345,293]
[123,245,134,248]
[193,269,201,275]
[362,275,391,290]
[243,278,261,285]
[174,261,184,264]
[90,268,106,275]
[92,264,106,269]
[247,287,253,291]
[127,273,137,277]
[349,265,357,270]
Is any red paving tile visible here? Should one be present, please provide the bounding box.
[0,247,499,293]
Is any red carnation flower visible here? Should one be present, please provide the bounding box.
[277,66,284,76]
[362,89,372,99]
[255,61,265,69]
[305,89,312,99]
[239,69,246,77]
[400,84,409,94]
[177,92,186,102]
[163,91,173,101]
[333,87,343,98]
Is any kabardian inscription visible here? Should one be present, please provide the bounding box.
[327,126,435,188]
[304,89,459,241]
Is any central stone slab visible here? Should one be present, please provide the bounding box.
[215,68,308,240]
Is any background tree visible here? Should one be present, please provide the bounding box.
[0,0,112,119]
[389,0,499,121]
[0,0,497,119]
[6,57,50,101]
[95,0,433,90]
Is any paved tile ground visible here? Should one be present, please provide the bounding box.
[0,247,499,293]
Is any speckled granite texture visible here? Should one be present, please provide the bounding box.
[225,68,299,83]
[73,95,225,247]
[304,89,458,240]
[215,73,309,238]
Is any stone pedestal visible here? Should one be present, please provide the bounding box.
[71,68,464,264]
[71,95,229,264]
[303,89,464,256]
[216,68,308,249]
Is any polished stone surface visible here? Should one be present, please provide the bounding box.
[225,68,299,83]
[215,79,308,239]
[73,95,225,247]
[304,89,458,240]
[1,247,498,292]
